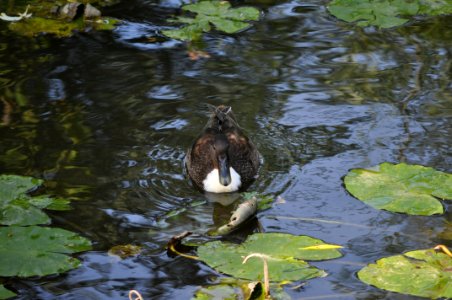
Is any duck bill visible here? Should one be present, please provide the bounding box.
[218,156,231,186]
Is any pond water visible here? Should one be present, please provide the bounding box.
[1,0,451,299]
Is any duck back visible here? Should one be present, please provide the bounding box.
[185,105,260,193]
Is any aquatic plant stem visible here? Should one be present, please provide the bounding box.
[243,253,270,299]
[129,290,143,300]
[434,245,452,258]
[168,243,200,260]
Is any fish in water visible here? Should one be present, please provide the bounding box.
[185,105,260,193]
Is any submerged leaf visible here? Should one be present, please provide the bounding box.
[344,163,452,215]
[358,249,452,298]
[197,233,342,282]
[243,192,274,211]
[217,197,258,235]
[108,244,142,259]
[0,226,91,277]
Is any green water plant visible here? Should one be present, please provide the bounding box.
[344,163,452,215]
[0,175,92,298]
[328,0,452,28]
[192,280,265,300]
[196,233,342,282]
[0,285,16,300]
[0,226,91,277]
[358,246,452,298]
[162,1,260,41]
[0,175,71,226]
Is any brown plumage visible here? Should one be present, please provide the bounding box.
[185,105,260,193]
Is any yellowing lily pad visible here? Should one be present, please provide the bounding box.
[162,1,260,41]
[358,249,452,298]
[197,233,342,282]
[0,226,91,277]
[344,163,452,215]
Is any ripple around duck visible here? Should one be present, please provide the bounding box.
[1,0,452,298]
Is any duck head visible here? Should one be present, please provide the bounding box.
[205,105,238,133]
[212,134,231,186]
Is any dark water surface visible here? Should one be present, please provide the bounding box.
[1,0,451,299]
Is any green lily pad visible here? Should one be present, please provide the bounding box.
[0,285,16,300]
[192,278,292,300]
[193,282,261,300]
[0,226,91,277]
[344,163,452,215]
[162,1,260,41]
[0,175,71,226]
[358,249,452,298]
[197,233,342,282]
[327,0,452,28]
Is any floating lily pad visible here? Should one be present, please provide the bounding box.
[197,233,342,282]
[162,1,260,41]
[0,285,16,300]
[344,163,452,215]
[193,281,262,300]
[0,175,71,226]
[358,249,452,298]
[328,0,452,28]
[0,226,91,277]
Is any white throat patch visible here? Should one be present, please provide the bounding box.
[203,167,241,193]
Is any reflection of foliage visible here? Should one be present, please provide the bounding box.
[328,0,452,28]
[0,99,95,200]
[358,249,452,298]
[344,163,452,215]
[162,1,260,41]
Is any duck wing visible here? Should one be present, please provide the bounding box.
[226,129,260,183]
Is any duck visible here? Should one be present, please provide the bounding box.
[185,105,260,193]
